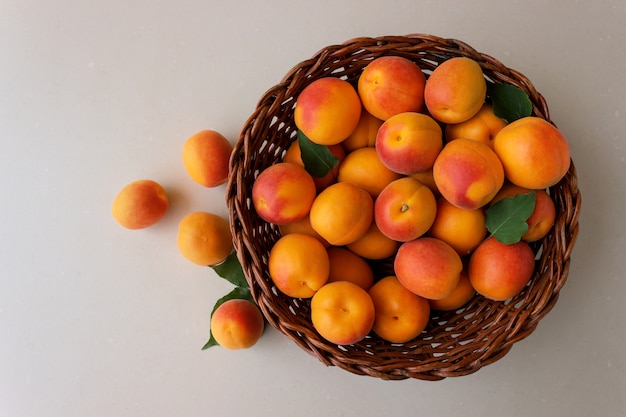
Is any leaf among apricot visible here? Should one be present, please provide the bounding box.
[485,190,536,244]
[297,130,340,178]
[489,83,533,123]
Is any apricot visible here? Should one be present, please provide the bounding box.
[424,57,487,124]
[309,182,374,246]
[337,147,402,198]
[433,138,504,209]
[368,276,431,343]
[326,246,375,291]
[251,162,317,225]
[491,183,556,242]
[182,130,233,188]
[444,103,507,149]
[468,236,535,301]
[176,211,233,266]
[428,270,476,311]
[112,179,169,230]
[346,221,400,260]
[210,299,264,350]
[394,237,463,300]
[493,117,571,189]
[268,233,330,298]
[342,108,383,152]
[294,77,362,145]
[410,168,440,197]
[375,112,443,175]
[357,56,426,121]
[310,281,375,345]
[374,177,437,242]
[283,140,346,192]
[428,197,487,256]
[278,214,330,247]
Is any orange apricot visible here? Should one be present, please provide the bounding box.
[433,138,504,209]
[369,276,431,343]
[268,233,330,298]
[311,281,375,345]
[337,147,402,198]
[176,211,233,266]
[326,246,375,291]
[182,130,233,187]
[428,197,487,256]
[210,299,264,350]
[428,270,476,311]
[309,182,374,246]
[112,179,169,230]
[252,162,317,225]
[346,221,400,260]
[493,117,571,189]
[294,77,362,145]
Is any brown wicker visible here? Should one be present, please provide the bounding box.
[226,34,581,381]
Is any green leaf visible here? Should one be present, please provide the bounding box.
[489,83,533,123]
[210,251,248,289]
[202,286,255,350]
[485,190,536,244]
[297,129,340,178]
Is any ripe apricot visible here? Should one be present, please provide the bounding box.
[278,214,330,247]
[433,138,504,209]
[374,176,437,242]
[176,211,233,266]
[268,233,330,298]
[112,179,169,230]
[326,247,375,291]
[294,77,362,145]
[337,147,402,198]
[493,116,571,189]
[311,281,375,345]
[182,130,233,188]
[368,276,431,343]
[309,182,374,246]
[428,270,476,311]
[428,197,487,256]
[210,299,264,350]
[346,221,399,260]
[357,56,426,121]
[252,162,317,225]
[375,112,443,175]
[444,103,506,149]
[394,237,463,300]
[342,108,383,152]
[410,168,440,197]
[468,236,536,301]
[424,57,487,124]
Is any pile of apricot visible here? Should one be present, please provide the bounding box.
[252,56,570,345]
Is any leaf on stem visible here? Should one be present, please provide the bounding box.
[210,251,248,289]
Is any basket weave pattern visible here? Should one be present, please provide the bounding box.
[226,34,581,381]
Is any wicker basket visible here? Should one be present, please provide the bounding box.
[226,34,581,381]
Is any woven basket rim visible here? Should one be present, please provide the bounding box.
[226,34,581,381]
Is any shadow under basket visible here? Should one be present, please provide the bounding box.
[226,34,582,381]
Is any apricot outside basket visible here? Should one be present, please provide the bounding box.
[226,34,581,381]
